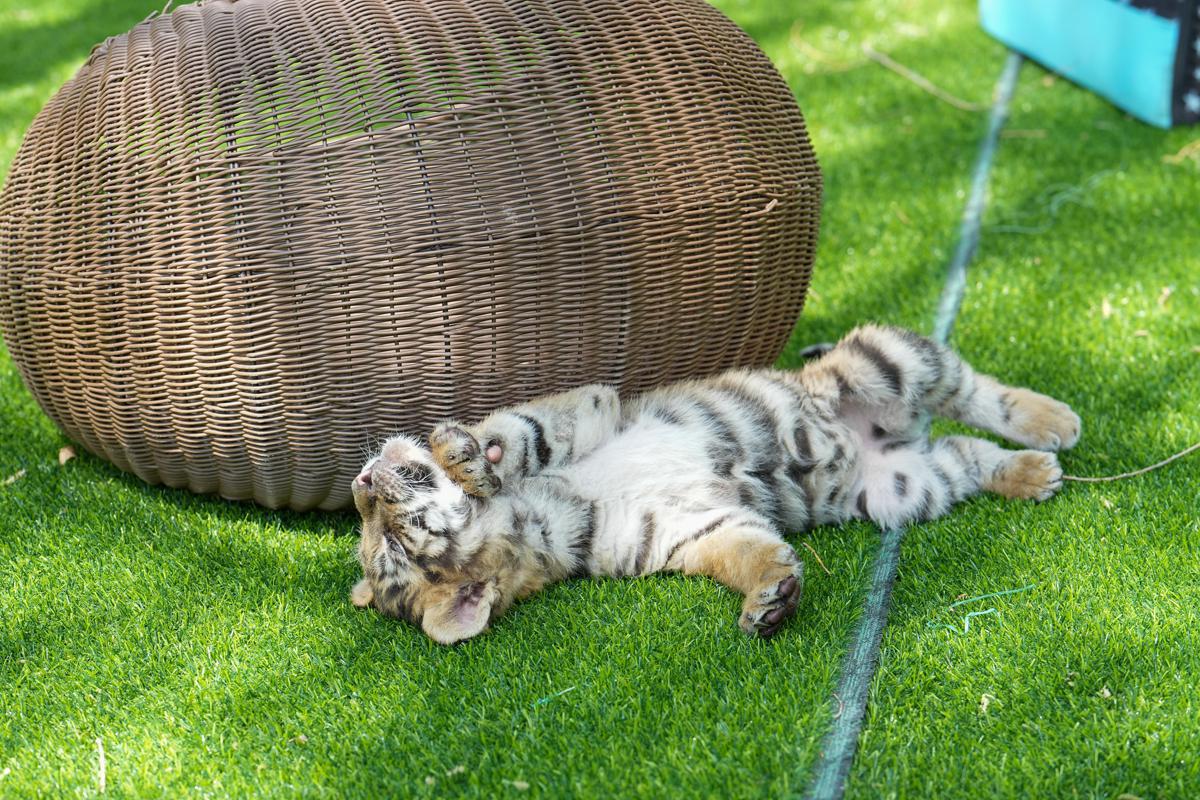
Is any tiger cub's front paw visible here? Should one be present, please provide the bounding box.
[740,557,804,639]
[430,423,501,498]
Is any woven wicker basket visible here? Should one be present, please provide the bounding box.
[0,0,821,511]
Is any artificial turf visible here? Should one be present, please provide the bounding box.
[846,49,1200,800]
[1,0,1196,797]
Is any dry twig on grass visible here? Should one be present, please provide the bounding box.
[1163,139,1200,164]
[1064,441,1200,483]
[862,44,986,112]
[801,541,832,575]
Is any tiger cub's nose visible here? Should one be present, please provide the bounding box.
[355,457,379,487]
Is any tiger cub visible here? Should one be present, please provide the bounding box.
[350,325,1079,644]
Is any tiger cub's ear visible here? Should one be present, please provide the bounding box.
[420,579,498,645]
[350,579,374,608]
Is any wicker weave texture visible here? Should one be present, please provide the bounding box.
[0,0,821,511]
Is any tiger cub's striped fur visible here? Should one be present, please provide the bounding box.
[350,325,1080,644]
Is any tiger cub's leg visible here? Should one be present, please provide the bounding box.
[432,384,621,497]
[665,511,803,638]
[938,372,1080,453]
[858,435,1063,528]
[803,325,1080,452]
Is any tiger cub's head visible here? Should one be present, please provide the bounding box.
[350,435,499,644]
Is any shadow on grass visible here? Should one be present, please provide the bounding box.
[0,450,870,794]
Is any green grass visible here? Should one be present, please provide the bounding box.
[2,0,1198,797]
[846,54,1200,800]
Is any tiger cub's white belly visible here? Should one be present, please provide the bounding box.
[550,418,723,576]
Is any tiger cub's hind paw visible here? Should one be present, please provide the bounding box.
[986,450,1063,502]
[430,423,501,498]
[740,565,804,639]
[1004,389,1081,452]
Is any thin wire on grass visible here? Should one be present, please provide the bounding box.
[862,44,987,112]
[928,584,1036,635]
[532,686,577,707]
[960,608,998,633]
[986,169,1116,235]
[948,583,1035,609]
[1064,441,1200,483]
[926,607,999,635]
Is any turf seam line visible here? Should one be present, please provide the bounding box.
[932,52,1024,345]
[803,51,1023,800]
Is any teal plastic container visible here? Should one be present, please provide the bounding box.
[980,0,1199,128]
